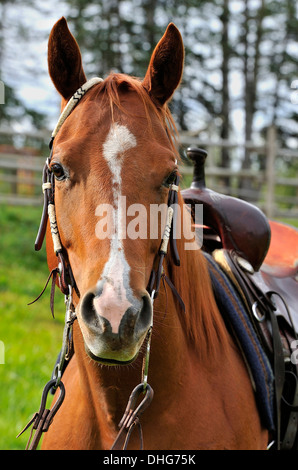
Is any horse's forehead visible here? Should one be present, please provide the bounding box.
[103,124,137,165]
[103,123,137,184]
[54,88,173,169]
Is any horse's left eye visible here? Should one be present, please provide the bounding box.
[51,163,66,181]
[164,171,178,188]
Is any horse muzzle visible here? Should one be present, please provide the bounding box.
[78,286,153,365]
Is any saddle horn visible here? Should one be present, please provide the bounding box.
[181,147,271,272]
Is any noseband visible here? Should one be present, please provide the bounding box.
[22,78,185,450]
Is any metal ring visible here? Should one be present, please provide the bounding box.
[52,364,62,390]
[252,301,266,322]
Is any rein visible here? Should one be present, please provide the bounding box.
[20,78,184,450]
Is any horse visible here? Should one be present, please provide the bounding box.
[32,17,271,450]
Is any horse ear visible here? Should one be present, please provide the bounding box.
[48,17,87,101]
[143,23,184,106]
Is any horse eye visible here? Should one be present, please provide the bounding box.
[164,171,178,188]
[51,163,66,181]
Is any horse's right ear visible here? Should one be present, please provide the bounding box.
[48,17,86,102]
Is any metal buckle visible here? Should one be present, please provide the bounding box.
[252,301,266,322]
[118,383,154,431]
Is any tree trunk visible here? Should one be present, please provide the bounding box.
[219,0,231,191]
[240,0,266,201]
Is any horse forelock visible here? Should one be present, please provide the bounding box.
[88,72,180,160]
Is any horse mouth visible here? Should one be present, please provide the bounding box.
[85,345,139,366]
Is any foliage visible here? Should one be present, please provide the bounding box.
[61,0,298,174]
[1,0,298,154]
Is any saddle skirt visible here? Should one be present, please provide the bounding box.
[204,251,275,432]
[205,244,298,450]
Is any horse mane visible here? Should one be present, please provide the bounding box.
[169,234,230,362]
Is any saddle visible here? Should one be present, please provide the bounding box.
[181,147,298,450]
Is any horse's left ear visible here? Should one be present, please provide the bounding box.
[143,23,184,106]
[48,17,87,102]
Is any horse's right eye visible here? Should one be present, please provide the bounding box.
[51,163,66,181]
[163,170,178,188]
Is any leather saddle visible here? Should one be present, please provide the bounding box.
[181,147,298,450]
[181,148,297,332]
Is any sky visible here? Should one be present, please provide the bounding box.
[1,2,69,131]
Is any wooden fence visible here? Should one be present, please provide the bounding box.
[179,126,298,220]
[0,126,297,220]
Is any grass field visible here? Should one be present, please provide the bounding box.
[0,205,65,450]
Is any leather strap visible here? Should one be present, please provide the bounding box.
[111,383,154,450]
[266,292,286,450]
[281,370,298,449]
[17,380,65,450]
[146,175,183,309]
[28,268,59,318]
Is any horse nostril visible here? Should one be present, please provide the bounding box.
[138,295,153,330]
[80,291,107,331]
[81,291,96,323]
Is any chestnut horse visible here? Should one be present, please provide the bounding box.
[39,18,269,450]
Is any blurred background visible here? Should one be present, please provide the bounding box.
[0,0,297,449]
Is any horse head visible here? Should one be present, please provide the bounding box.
[46,17,184,365]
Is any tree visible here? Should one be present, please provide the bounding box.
[0,0,48,134]
[234,0,298,195]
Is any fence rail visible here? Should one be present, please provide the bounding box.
[179,126,298,220]
[0,126,297,219]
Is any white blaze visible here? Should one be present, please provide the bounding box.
[95,123,138,333]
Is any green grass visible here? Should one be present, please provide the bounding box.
[0,205,65,450]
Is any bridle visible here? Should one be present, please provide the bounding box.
[34,77,104,297]
[19,78,185,450]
